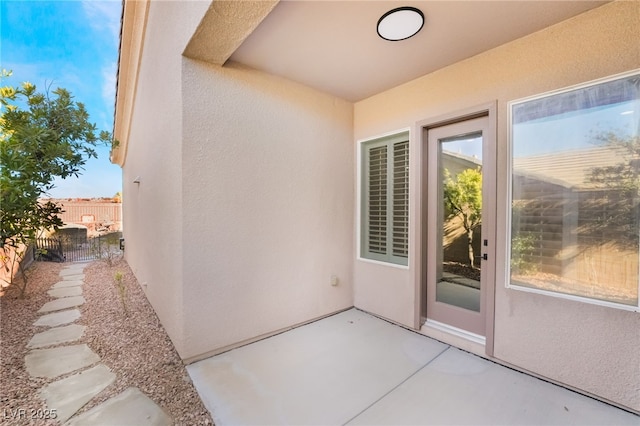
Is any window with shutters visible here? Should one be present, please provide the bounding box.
[361,132,410,266]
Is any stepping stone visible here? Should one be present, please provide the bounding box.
[66,387,172,426]
[62,262,88,268]
[27,324,86,349]
[38,296,85,313]
[34,309,81,327]
[53,280,83,289]
[25,344,99,379]
[40,364,115,423]
[60,267,86,276]
[62,274,84,281]
[48,286,83,298]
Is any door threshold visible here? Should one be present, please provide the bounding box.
[420,319,487,346]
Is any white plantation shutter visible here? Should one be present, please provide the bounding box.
[368,145,388,254]
[362,133,409,265]
[392,140,409,258]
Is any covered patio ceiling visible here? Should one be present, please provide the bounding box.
[185,1,609,102]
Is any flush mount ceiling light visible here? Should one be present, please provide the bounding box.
[377,6,424,41]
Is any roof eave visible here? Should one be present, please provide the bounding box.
[111,0,150,167]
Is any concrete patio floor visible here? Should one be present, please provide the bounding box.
[188,309,639,425]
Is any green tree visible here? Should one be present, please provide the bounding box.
[0,70,111,296]
[443,167,482,266]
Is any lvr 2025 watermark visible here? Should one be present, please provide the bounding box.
[3,408,57,421]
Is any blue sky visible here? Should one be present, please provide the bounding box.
[1,0,122,198]
[513,100,639,158]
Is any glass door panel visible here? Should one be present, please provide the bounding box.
[436,133,483,312]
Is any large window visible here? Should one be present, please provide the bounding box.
[361,132,409,266]
[509,70,640,309]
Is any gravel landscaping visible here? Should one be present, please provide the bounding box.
[0,258,214,425]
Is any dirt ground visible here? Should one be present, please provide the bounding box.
[0,258,214,425]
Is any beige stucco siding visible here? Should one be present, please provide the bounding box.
[122,1,209,356]
[354,1,640,411]
[180,59,354,361]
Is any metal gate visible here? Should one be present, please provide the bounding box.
[35,233,122,263]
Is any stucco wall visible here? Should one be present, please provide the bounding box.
[354,1,640,411]
[122,1,209,356]
[179,59,354,360]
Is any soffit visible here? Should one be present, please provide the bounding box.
[227,1,609,102]
[184,0,278,65]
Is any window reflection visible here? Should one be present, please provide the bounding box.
[511,73,640,306]
[437,134,482,312]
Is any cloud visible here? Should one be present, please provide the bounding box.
[81,0,121,42]
[82,1,120,116]
[102,61,117,114]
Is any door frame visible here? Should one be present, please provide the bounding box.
[412,101,497,356]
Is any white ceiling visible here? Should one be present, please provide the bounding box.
[229,1,609,102]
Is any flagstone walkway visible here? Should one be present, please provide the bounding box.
[25,262,172,425]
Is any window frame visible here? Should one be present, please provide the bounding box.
[359,130,410,267]
[506,69,640,312]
